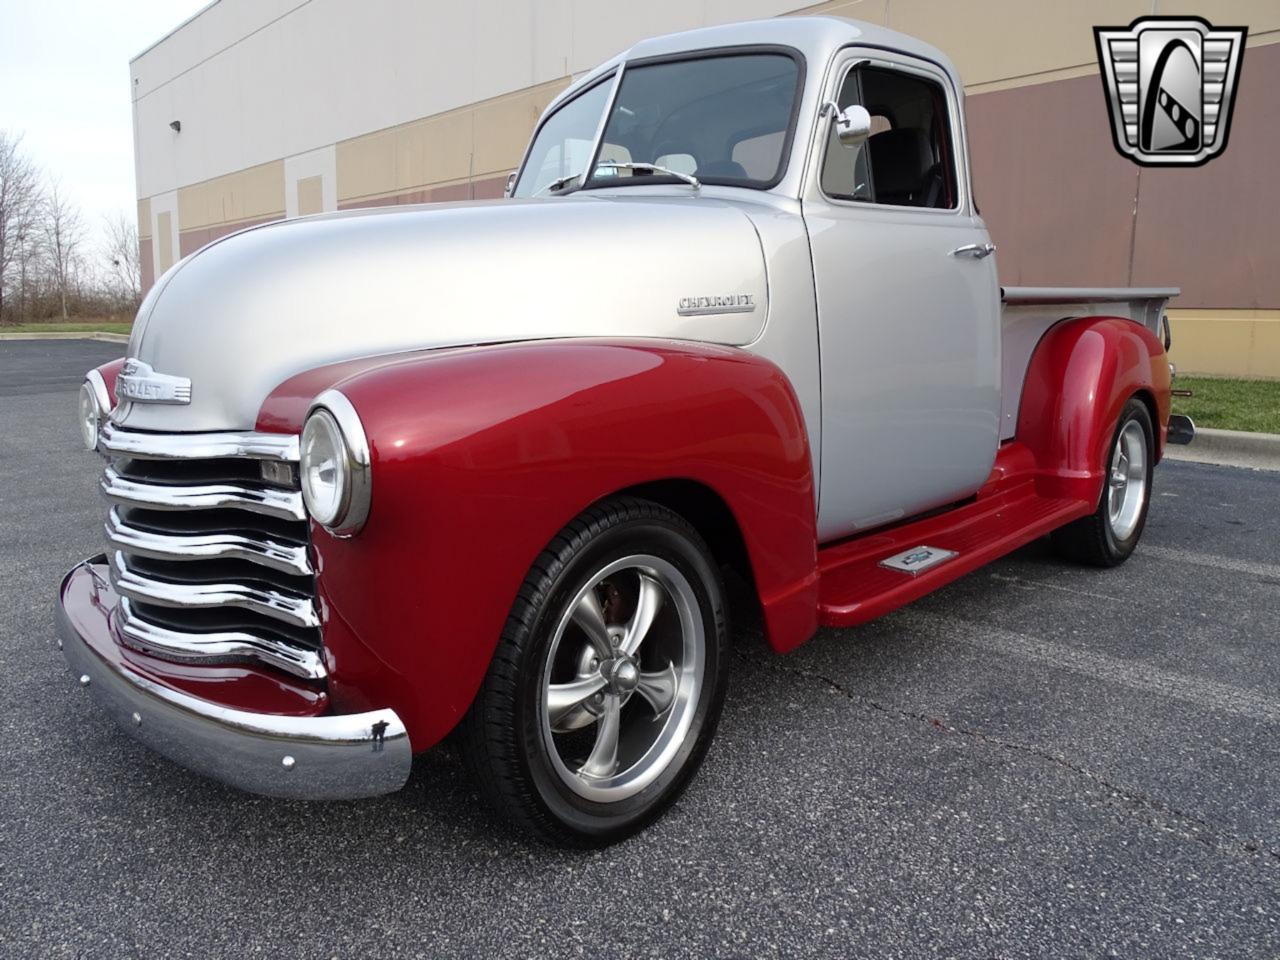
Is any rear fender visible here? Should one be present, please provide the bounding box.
[1016,316,1171,503]
[280,339,818,749]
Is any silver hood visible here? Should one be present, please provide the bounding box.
[118,196,769,432]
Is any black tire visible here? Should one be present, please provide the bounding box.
[1051,397,1155,567]
[459,496,729,846]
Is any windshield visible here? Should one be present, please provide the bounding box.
[586,52,801,190]
[514,50,802,198]
[513,78,612,198]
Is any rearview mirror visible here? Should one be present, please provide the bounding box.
[832,104,872,147]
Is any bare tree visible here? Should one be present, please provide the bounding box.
[42,179,84,321]
[0,131,43,322]
[102,211,141,309]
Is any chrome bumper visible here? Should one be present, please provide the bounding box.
[57,557,412,801]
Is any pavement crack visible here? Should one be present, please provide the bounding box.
[740,649,1280,868]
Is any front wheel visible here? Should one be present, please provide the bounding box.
[460,497,728,846]
[1051,397,1155,566]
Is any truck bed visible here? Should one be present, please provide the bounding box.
[999,286,1178,441]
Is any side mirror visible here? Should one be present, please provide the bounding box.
[504,171,517,198]
[826,102,872,147]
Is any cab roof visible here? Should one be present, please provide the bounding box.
[548,16,961,114]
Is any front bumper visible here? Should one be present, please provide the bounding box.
[57,556,412,800]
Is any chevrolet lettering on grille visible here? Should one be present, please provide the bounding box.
[115,359,192,405]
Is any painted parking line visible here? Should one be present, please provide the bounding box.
[1141,544,1280,582]
[988,572,1124,604]
[901,610,1280,726]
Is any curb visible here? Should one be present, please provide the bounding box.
[0,332,129,344]
[1165,427,1280,472]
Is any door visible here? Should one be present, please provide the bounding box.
[803,51,1002,542]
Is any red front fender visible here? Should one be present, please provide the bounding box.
[1016,316,1171,503]
[266,340,817,750]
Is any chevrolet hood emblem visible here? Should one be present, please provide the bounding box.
[116,359,192,405]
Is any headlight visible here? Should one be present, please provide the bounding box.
[78,372,111,451]
[77,382,100,451]
[299,390,371,536]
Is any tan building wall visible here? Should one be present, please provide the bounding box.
[138,1,1280,377]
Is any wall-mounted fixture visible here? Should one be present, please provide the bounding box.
[169,120,181,132]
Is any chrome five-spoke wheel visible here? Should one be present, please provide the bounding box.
[541,556,703,802]
[1107,419,1148,541]
[1052,397,1154,567]
[462,497,728,846]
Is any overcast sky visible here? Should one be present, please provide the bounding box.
[0,0,209,247]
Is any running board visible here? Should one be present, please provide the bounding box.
[817,481,1091,628]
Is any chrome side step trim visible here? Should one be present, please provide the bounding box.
[108,552,319,630]
[101,466,306,522]
[98,421,299,462]
[116,598,325,681]
[105,508,312,577]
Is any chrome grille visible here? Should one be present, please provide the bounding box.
[97,422,323,681]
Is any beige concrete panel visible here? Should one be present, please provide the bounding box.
[408,112,474,192]
[710,0,813,22]
[337,112,473,203]
[296,176,323,216]
[1155,0,1280,38]
[177,160,286,231]
[789,0,888,27]
[156,211,174,273]
[882,0,1150,87]
[473,85,568,177]
[139,237,154,294]
[1167,311,1280,378]
[1253,321,1280,380]
[337,77,571,203]
[336,129,399,204]
[137,199,152,240]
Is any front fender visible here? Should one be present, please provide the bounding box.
[1016,316,1171,503]
[273,339,816,750]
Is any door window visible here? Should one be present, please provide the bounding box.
[820,64,958,209]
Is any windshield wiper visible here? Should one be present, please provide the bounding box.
[533,173,582,197]
[595,162,701,190]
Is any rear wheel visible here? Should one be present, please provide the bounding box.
[1051,397,1154,566]
[461,497,728,846]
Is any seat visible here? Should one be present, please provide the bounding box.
[867,127,937,207]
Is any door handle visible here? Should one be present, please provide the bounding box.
[951,242,996,259]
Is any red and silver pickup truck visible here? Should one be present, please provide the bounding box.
[60,17,1193,845]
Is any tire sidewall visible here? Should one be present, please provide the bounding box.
[514,513,727,841]
[1101,399,1155,559]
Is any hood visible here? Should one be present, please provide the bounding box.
[117,196,769,432]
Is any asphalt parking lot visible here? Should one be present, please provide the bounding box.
[2,339,1278,958]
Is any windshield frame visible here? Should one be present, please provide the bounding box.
[581,45,806,193]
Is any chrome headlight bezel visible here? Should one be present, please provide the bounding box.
[300,390,371,537]
[78,370,112,451]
